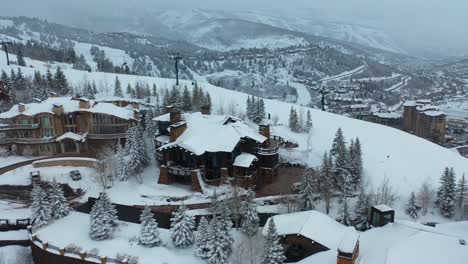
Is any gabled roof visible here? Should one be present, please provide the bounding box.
[157,112,266,156]
[262,210,358,250]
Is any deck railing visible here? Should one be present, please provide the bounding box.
[0,137,56,144]
[0,123,40,131]
[87,133,127,139]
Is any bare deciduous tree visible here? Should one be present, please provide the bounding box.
[417,178,435,216]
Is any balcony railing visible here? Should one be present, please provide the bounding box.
[257,135,285,155]
[167,165,192,177]
[0,123,40,132]
[0,136,56,144]
[87,133,127,139]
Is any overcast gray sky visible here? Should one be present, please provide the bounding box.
[2,0,468,57]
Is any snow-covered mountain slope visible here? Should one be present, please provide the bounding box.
[152,8,405,54]
[230,10,406,54]
[2,51,467,200]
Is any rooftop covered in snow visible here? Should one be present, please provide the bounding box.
[233,152,257,168]
[0,97,137,120]
[157,112,266,156]
[262,210,358,250]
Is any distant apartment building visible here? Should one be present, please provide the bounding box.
[368,111,402,129]
[402,100,446,144]
[0,97,140,156]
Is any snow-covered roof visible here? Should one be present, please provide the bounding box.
[423,110,445,117]
[338,229,360,254]
[262,210,358,250]
[233,153,257,168]
[0,97,137,120]
[403,101,416,107]
[373,112,401,119]
[83,102,136,120]
[95,96,143,103]
[157,112,266,156]
[386,232,468,264]
[56,132,87,142]
[154,113,170,122]
[374,204,393,212]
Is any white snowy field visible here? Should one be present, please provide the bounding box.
[2,50,468,211]
[34,211,264,264]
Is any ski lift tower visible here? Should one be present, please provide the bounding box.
[169,53,182,86]
[0,41,12,66]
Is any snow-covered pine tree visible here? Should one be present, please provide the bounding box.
[297,168,316,211]
[456,173,468,216]
[170,204,196,248]
[436,167,456,218]
[333,129,350,192]
[31,184,52,227]
[54,66,69,95]
[192,84,201,110]
[144,109,157,136]
[255,98,266,123]
[203,91,212,112]
[195,216,211,260]
[17,50,26,66]
[49,179,70,219]
[206,215,233,264]
[331,128,345,157]
[350,137,363,189]
[169,85,181,109]
[115,141,128,181]
[139,206,161,247]
[353,191,371,231]
[32,71,48,101]
[114,76,123,97]
[262,219,286,264]
[182,86,192,111]
[337,196,351,226]
[126,83,132,96]
[289,107,299,132]
[305,110,313,133]
[45,68,53,90]
[99,192,118,226]
[152,84,157,96]
[241,189,260,236]
[83,82,95,99]
[406,192,418,220]
[89,194,113,240]
[246,96,253,120]
[319,152,334,214]
[126,126,144,174]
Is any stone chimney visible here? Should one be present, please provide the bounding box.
[133,110,140,120]
[259,123,271,139]
[52,103,64,115]
[168,106,182,125]
[170,121,187,142]
[79,99,90,109]
[18,103,25,113]
[259,122,271,147]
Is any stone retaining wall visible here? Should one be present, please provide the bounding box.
[32,158,98,169]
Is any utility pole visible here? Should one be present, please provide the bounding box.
[0,41,12,66]
[170,54,182,86]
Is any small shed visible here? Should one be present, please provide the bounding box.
[370,204,394,227]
